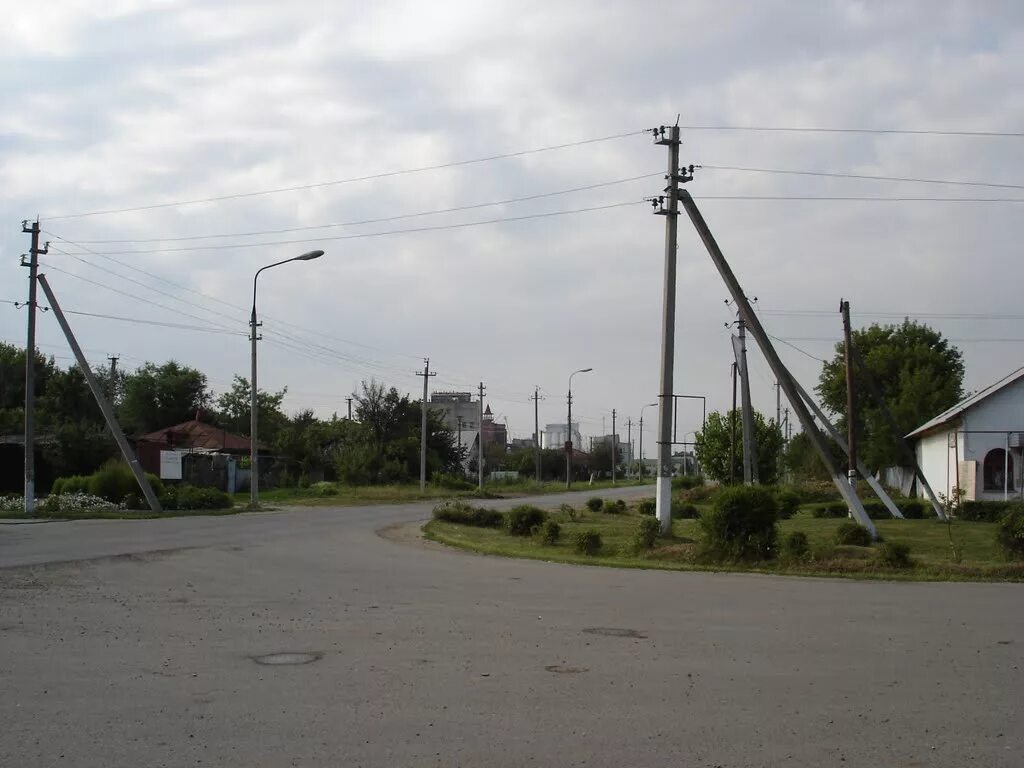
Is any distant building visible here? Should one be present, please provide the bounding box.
[481,404,507,448]
[543,423,582,450]
[427,391,480,436]
[590,434,633,467]
[510,437,536,450]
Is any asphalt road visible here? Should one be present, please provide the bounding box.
[1,486,1021,767]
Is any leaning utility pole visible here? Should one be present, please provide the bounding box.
[611,408,617,485]
[416,358,437,491]
[21,219,46,515]
[477,382,486,490]
[840,299,857,487]
[532,387,542,482]
[37,275,161,512]
[651,123,687,534]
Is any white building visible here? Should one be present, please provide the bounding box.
[907,366,1024,502]
[542,423,582,451]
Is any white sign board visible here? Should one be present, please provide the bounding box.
[159,450,183,480]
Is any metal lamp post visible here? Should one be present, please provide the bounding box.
[638,402,657,481]
[565,367,592,489]
[249,249,324,508]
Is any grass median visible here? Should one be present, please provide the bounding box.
[424,498,1024,582]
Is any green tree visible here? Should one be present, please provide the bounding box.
[694,409,784,485]
[120,361,211,434]
[782,429,838,482]
[215,375,288,442]
[589,440,622,474]
[275,410,356,480]
[816,319,964,471]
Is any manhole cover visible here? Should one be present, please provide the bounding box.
[252,652,322,666]
[582,627,646,639]
[545,664,589,674]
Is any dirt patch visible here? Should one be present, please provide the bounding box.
[377,519,448,552]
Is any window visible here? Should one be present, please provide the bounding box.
[983,448,1014,491]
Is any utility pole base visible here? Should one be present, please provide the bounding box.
[656,475,672,534]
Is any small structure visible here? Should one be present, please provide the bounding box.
[136,419,266,492]
[907,366,1024,502]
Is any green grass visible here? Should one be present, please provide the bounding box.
[233,478,650,507]
[424,504,1024,582]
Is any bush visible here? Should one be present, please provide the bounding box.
[51,474,90,496]
[50,477,66,496]
[540,520,561,545]
[835,521,873,547]
[431,472,475,491]
[899,499,928,519]
[159,484,232,511]
[505,505,547,536]
[808,501,849,519]
[144,473,165,497]
[698,485,778,562]
[38,492,118,515]
[672,500,699,519]
[88,461,138,503]
[861,499,890,520]
[310,481,339,497]
[602,499,626,514]
[995,506,1024,560]
[431,500,504,528]
[123,492,142,510]
[780,531,809,561]
[961,500,1016,523]
[637,498,656,516]
[586,497,604,513]
[672,475,704,491]
[774,489,801,520]
[875,541,913,568]
[558,503,577,521]
[678,485,719,504]
[634,516,660,550]
[574,530,602,556]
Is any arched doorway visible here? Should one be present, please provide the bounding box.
[983,448,1014,492]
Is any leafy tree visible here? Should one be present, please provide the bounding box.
[275,410,355,480]
[589,440,622,474]
[694,409,783,485]
[120,361,211,434]
[782,429,837,482]
[816,320,964,471]
[215,375,287,442]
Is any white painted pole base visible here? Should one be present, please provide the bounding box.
[656,475,672,534]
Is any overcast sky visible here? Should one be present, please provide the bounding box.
[3,0,1023,450]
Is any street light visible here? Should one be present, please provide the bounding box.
[249,249,324,508]
[566,367,592,489]
[638,402,658,481]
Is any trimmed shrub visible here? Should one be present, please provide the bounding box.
[672,501,699,519]
[558,503,577,521]
[961,500,1016,523]
[432,500,504,528]
[698,485,778,562]
[634,516,660,550]
[861,499,890,520]
[678,485,719,504]
[875,541,913,568]
[780,530,809,561]
[585,497,604,513]
[159,485,232,511]
[50,477,66,496]
[540,520,561,545]
[995,506,1024,560]
[808,501,849,519]
[672,475,704,491]
[637,498,656,516]
[88,461,138,503]
[431,472,475,491]
[144,473,165,498]
[51,475,90,496]
[835,521,873,547]
[505,505,547,536]
[602,499,626,514]
[774,490,801,520]
[574,530,602,556]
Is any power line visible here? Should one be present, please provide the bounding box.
[2,297,243,335]
[766,333,827,363]
[761,309,1024,320]
[691,195,1024,202]
[678,124,1024,138]
[43,130,645,220]
[701,164,1024,191]
[61,173,662,244]
[53,200,644,255]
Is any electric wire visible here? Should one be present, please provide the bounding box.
[678,124,1024,137]
[700,164,1024,191]
[43,130,645,220]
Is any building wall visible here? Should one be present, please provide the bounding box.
[543,423,581,450]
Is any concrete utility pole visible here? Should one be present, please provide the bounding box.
[457,415,464,456]
[611,408,617,485]
[107,356,119,401]
[532,387,542,482]
[416,358,436,491]
[478,382,485,491]
[730,362,738,485]
[346,397,353,420]
[21,219,46,515]
[732,320,758,484]
[652,123,685,534]
[776,380,781,427]
[638,402,657,482]
[626,418,633,478]
[840,299,857,487]
[37,275,161,512]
